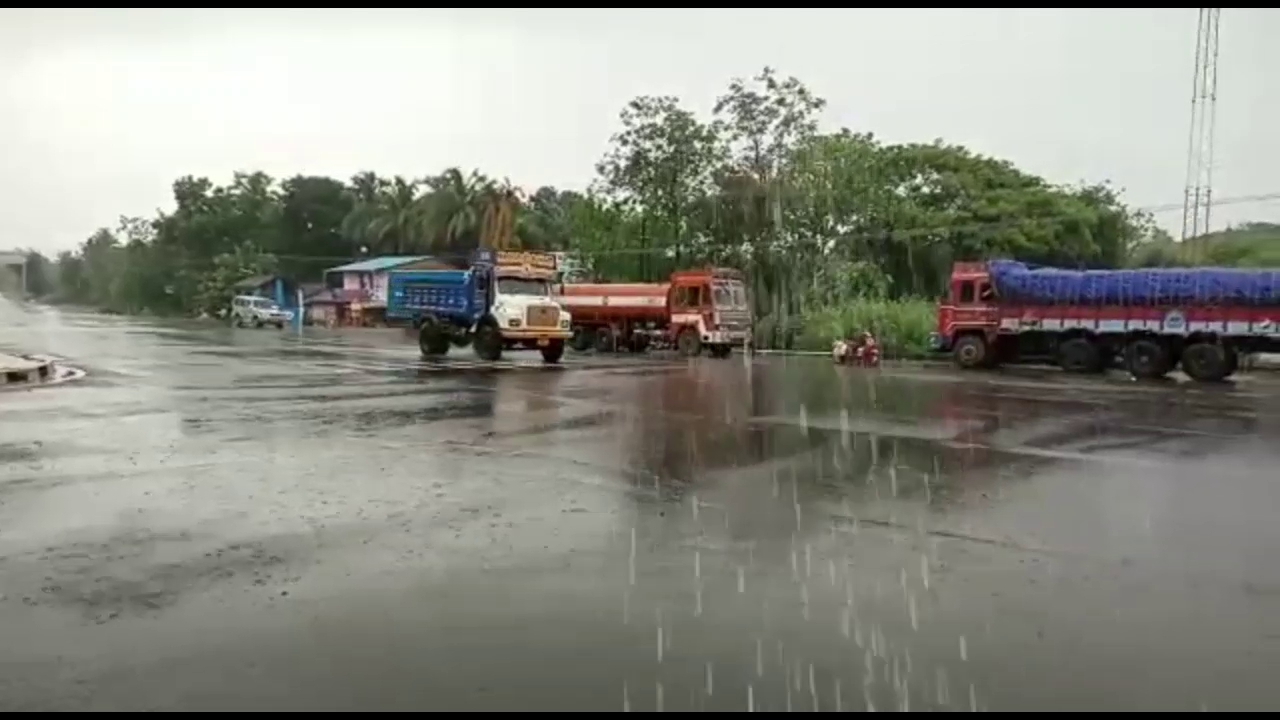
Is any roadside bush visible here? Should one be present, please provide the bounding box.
[794,298,937,359]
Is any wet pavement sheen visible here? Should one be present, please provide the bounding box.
[3,302,1280,711]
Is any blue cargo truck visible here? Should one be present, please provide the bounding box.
[386,249,574,364]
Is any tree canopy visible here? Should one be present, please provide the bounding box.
[17,66,1233,344]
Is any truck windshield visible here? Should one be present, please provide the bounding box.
[496,278,550,297]
[713,282,747,308]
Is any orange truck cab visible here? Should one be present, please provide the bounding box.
[930,261,1001,366]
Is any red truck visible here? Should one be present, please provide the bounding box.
[555,268,753,358]
[931,260,1280,382]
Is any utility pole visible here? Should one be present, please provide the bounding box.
[1180,8,1222,248]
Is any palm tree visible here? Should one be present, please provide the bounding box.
[479,179,525,250]
[341,175,424,255]
[418,168,493,253]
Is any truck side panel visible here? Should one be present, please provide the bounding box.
[992,304,1280,339]
[558,283,670,326]
[387,270,482,325]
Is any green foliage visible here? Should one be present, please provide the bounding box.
[27,65,1273,347]
[1129,222,1280,268]
[794,299,938,359]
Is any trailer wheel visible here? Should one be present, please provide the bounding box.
[540,339,565,364]
[474,322,503,362]
[570,327,592,353]
[1180,342,1230,383]
[594,327,615,353]
[1125,338,1170,380]
[1058,337,1102,373]
[952,334,988,370]
[677,328,702,357]
[419,320,450,358]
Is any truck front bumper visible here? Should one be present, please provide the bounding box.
[703,330,751,346]
[501,329,573,342]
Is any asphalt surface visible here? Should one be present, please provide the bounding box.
[3,301,1280,711]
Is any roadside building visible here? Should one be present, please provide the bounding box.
[232,274,300,311]
[318,256,430,327]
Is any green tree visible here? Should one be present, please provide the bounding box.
[595,95,723,280]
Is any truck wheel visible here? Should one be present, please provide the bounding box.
[1180,342,1229,382]
[1125,338,1170,380]
[418,322,450,357]
[677,328,702,357]
[1058,337,1102,373]
[474,322,503,362]
[570,327,592,353]
[540,339,565,364]
[1225,346,1240,377]
[594,327,616,353]
[952,334,987,370]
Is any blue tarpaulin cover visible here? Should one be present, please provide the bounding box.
[988,260,1280,306]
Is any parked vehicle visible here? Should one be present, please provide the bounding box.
[555,268,753,358]
[930,260,1280,382]
[230,295,293,329]
[386,249,573,364]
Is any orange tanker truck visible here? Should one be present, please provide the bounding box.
[555,268,753,358]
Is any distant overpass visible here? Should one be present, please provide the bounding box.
[0,251,26,294]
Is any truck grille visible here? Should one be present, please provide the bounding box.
[526,306,560,328]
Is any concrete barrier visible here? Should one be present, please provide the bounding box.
[0,352,55,387]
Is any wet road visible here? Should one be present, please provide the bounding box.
[3,303,1280,711]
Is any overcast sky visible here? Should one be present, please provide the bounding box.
[1,8,1277,254]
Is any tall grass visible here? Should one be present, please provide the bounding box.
[794,298,938,359]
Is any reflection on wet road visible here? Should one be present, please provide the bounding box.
[3,304,1280,711]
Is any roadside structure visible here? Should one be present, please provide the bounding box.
[232,274,300,311]
[318,256,435,327]
[0,251,25,296]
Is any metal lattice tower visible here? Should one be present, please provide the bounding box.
[1181,8,1222,243]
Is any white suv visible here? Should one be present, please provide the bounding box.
[230,295,293,329]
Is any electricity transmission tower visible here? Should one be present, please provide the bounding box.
[1180,8,1222,244]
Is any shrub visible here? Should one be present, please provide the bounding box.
[794,298,937,359]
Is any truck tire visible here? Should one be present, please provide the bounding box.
[1125,338,1170,380]
[677,328,702,357]
[952,334,988,370]
[570,327,592,353]
[1180,342,1229,383]
[594,327,615,353]
[540,339,565,364]
[419,321,450,358]
[474,322,503,362]
[1058,337,1102,373]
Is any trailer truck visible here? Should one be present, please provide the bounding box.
[387,249,573,364]
[556,267,753,358]
[930,260,1280,382]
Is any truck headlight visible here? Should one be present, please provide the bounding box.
[560,319,570,329]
